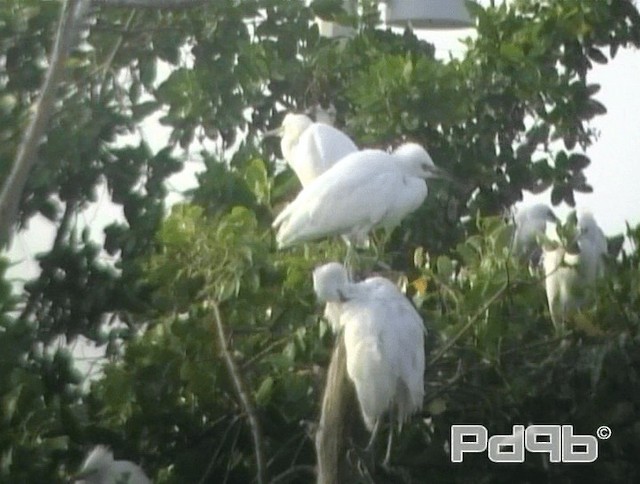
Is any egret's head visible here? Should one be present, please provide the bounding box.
[264,113,313,160]
[281,113,313,138]
[313,262,349,303]
[392,143,448,180]
[515,203,558,227]
[577,211,604,245]
[263,113,312,139]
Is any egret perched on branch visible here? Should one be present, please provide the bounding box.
[512,203,559,266]
[265,113,358,187]
[273,143,447,249]
[313,262,425,463]
[73,446,151,484]
[543,211,607,330]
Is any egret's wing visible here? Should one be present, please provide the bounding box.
[364,279,425,416]
[292,124,358,185]
[342,279,425,428]
[578,237,606,281]
[273,150,402,247]
[323,301,343,333]
[379,177,428,231]
[342,302,397,430]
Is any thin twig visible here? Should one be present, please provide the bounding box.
[197,416,241,484]
[242,336,289,370]
[210,301,266,484]
[94,10,137,79]
[428,280,508,366]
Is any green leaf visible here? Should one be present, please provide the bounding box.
[436,255,454,280]
[587,47,608,64]
[500,43,524,63]
[567,153,590,171]
[255,376,275,406]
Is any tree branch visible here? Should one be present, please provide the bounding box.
[92,0,209,9]
[210,301,266,484]
[0,0,90,248]
[315,334,355,484]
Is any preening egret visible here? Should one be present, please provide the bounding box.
[73,446,151,484]
[265,113,358,187]
[512,203,558,265]
[273,143,445,249]
[543,211,607,330]
[312,262,425,463]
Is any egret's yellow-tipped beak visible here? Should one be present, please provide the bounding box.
[262,125,284,138]
[428,165,453,182]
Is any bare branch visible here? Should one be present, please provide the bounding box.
[211,301,266,484]
[92,0,209,9]
[0,0,91,247]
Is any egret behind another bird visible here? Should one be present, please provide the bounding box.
[313,262,425,464]
[73,445,151,484]
[542,211,607,330]
[273,142,446,249]
[512,203,558,266]
[265,113,358,187]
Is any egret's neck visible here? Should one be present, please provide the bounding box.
[281,122,311,161]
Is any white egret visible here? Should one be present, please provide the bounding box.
[73,446,151,484]
[312,262,425,463]
[273,143,446,249]
[512,203,558,266]
[265,113,358,187]
[543,211,607,330]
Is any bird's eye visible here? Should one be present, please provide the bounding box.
[421,163,429,171]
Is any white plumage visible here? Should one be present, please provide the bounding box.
[312,263,425,431]
[270,113,358,187]
[512,203,558,265]
[543,211,607,329]
[73,446,151,484]
[273,143,443,248]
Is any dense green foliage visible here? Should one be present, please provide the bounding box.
[1,0,640,482]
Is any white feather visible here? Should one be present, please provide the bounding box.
[543,211,607,329]
[74,445,151,484]
[278,113,357,186]
[513,203,558,264]
[274,143,437,248]
[313,263,425,431]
